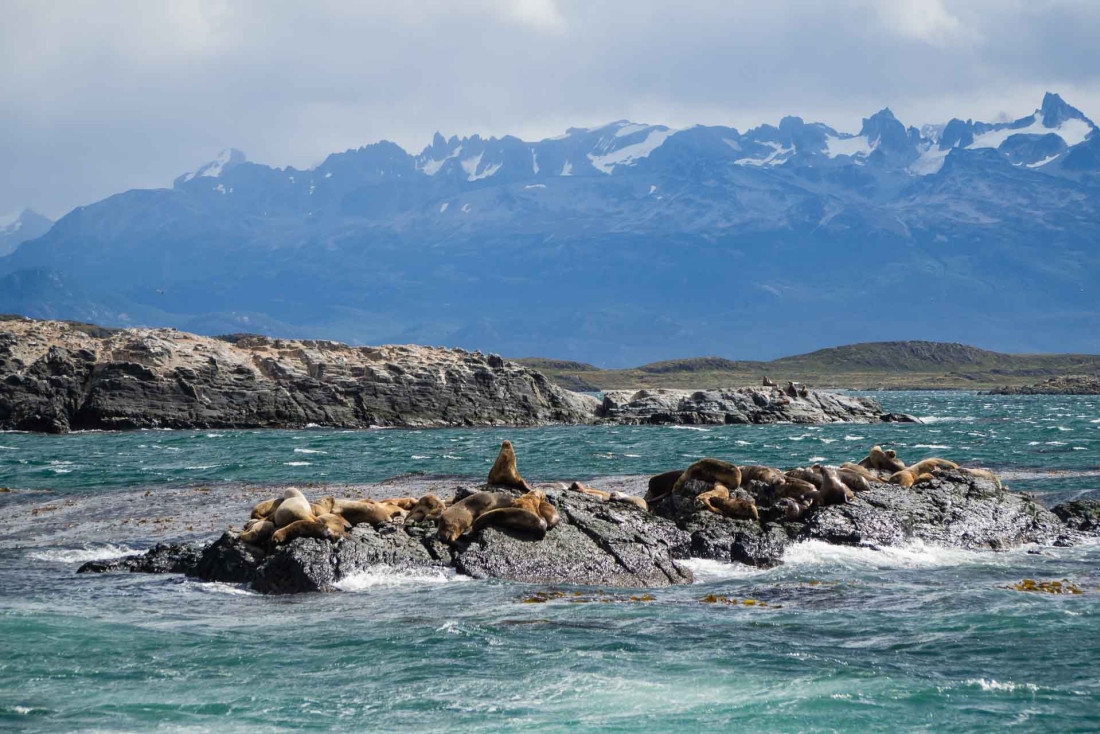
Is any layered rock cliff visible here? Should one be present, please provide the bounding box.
[0,318,597,433]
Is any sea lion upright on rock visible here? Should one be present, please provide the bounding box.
[274,488,314,528]
[487,440,534,491]
[814,465,855,505]
[763,376,778,388]
[672,458,742,497]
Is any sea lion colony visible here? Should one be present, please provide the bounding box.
[236,440,1002,546]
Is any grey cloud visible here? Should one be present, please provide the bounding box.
[2,0,1100,218]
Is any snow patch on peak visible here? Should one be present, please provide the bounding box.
[182,148,246,182]
[908,143,952,175]
[419,146,462,176]
[968,114,1093,151]
[613,122,652,138]
[587,128,674,174]
[825,134,873,158]
[735,141,793,167]
[560,160,573,176]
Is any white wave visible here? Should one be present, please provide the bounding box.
[200,582,256,596]
[681,558,769,582]
[917,416,972,424]
[411,455,430,460]
[283,461,312,466]
[0,445,17,450]
[623,453,642,458]
[670,426,711,432]
[183,465,220,470]
[29,544,141,563]
[735,440,751,446]
[913,444,951,450]
[335,566,468,590]
[782,539,985,569]
[442,454,463,460]
[843,435,864,441]
[293,448,326,454]
[1091,419,1100,424]
[204,433,224,438]
[808,456,826,462]
[967,678,1041,693]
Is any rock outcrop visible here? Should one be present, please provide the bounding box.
[0,318,598,433]
[80,486,694,593]
[595,387,918,425]
[651,470,1075,567]
[989,375,1100,395]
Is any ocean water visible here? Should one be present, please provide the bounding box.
[2,391,1099,732]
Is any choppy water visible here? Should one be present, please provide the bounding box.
[2,392,1100,732]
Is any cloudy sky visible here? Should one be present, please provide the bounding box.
[3,0,1100,219]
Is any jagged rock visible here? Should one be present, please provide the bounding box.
[77,542,201,574]
[84,488,693,593]
[596,387,914,425]
[1050,499,1100,533]
[0,318,598,433]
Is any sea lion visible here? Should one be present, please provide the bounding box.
[310,497,335,517]
[710,493,760,521]
[773,496,807,521]
[763,376,778,387]
[487,440,533,491]
[537,497,561,529]
[609,491,648,511]
[273,488,314,528]
[786,467,824,489]
[672,458,742,497]
[695,484,730,511]
[272,513,350,544]
[837,469,872,493]
[960,467,1002,489]
[333,500,406,526]
[472,507,548,539]
[815,465,854,505]
[774,479,821,507]
[240,518,275,544]
[251,497,283,520]
[740,465,786,488]
[786,381,798,398]
[437,491,515,542]
[512,490,563,529]
[645,470,683,503]
[798,385,809,398]
[569,482,611,500]
[406,494,447,523]
[858,446,906,474]
[889,469,917,487]
[380,497,419,510]
[840,462,881,481]
[907,458,959,475]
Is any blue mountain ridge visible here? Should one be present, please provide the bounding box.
[2,92,1098,366]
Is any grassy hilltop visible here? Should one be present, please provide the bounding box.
[515,341,1100,391]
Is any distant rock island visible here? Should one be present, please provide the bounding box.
[0,318,911,432]
[990,375,1100,395]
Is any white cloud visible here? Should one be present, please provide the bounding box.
[877,0,964,45]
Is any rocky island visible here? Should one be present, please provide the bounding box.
[0,318,915,433]
[990,375,1100,395]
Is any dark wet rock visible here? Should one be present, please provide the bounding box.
[89,488,692,593]
[679,512,790,568]
[77,542,202,575]
[1051,499,1100,533]
[0,318,598,433]
[454,490,692,586]
[798,471,1068,550]
[596,387,906,425]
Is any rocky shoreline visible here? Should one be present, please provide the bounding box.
[0,318,912,433]
[989,375,1100,395]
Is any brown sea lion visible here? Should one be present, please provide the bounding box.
[437,491,515,542]
[774,479,821,507]
[645,470,683,502]
[740,465,786,488]
[763,376,778,387]
[487,440,534,491]
[710,493,759,521]
[240,518,275,544]
[251,497,283,520]
[815,465,854,505]
[609,492,648,511]
[569,482,611,500]
[272,513,350,544]
[858,446,906,474]
[907,458,959,475]
[471,507,548,539]
[960,467,1002,490]
[310,497,335,517]
[840,462,881,481]
[798,385,809,398]
[274,488,314,528]
[406,494,447,523]
[786,467,824,489]
[773,496,807,521]
[837,469,872,493]
[672,458,742,497]
[695,484,730,507]
[333,500,406,526]
[537,498,561,529]
[380,497,419,510]
[786,381,799,398]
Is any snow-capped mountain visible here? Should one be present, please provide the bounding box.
[2,93,1099,364]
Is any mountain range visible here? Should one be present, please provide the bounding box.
[1,92,1098,366]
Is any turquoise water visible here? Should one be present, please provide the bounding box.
[2,392,1100,732]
